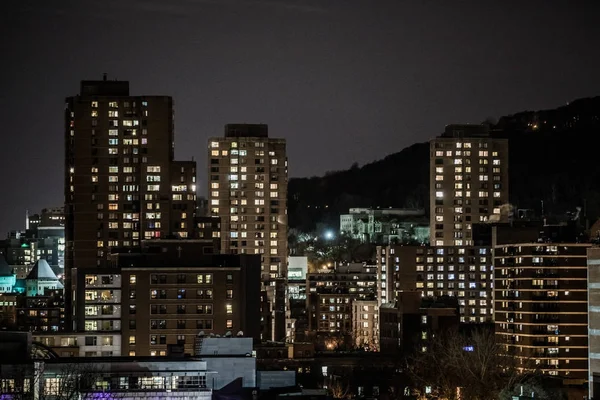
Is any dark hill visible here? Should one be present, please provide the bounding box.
[289,97,600,232]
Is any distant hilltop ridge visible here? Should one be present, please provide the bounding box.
[289,97,600,232]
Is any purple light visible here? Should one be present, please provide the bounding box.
[89,393,114,400]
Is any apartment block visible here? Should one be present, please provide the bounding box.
[378,245,492,323]
[65,76,196,330]
[430,124,509,247]
[351,299,379,351]
[588,247,600,398]
[307,262,378,335]
[207,124,287,340]
[376,245,420,306]
[112,241,260,356]
[495,229,589,384]
[207,124,288,280]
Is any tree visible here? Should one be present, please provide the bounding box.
[406,328,528,400]
[328,378,351,399]
[41,362,107,400]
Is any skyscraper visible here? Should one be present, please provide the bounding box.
[207,124,288,339]
[65,76,196,330]
[429,124,509,247]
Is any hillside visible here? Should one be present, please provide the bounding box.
[289,97,600,232]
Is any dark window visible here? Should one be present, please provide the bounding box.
[85,336,97,346]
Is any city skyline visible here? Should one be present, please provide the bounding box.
[2,0,600,233]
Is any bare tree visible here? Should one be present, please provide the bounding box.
[44,363,107,400]
[328,378,351,399]
[407,328,528,400]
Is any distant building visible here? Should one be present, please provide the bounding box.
[0,294,18,328]
[0,255,16,293]
[307,262,378,336]
[340,208,429,244]
[495,224,589,385]
[1,208,65,273]
[378,245,493,323]
[24,259,63,296]
[288,256,308,342]
[429,124,509,247]
[379,291,458,356]
[351,299,379,351]
[16,290,65,333]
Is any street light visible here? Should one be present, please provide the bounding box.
[324,231,334,240]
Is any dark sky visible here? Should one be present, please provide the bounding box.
[1,0,600,234]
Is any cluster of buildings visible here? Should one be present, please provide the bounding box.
[2,76,600,399]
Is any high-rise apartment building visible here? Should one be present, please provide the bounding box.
[429,124,509,247]
[587,247,600,398]
[207,124,287,279]
[65,76,196,330]
[495,226,589,384]
[208,124,288,340]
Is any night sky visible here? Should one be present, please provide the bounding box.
[2,0,600,234]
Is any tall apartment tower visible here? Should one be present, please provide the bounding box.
[429,125,509,247]
[65,76,197,330]
[208,124,288,340]
[495,228,590,384]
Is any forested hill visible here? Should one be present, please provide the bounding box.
[288,97,600,232]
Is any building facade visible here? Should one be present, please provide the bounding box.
[378,245,493,323]
[106,241,261,356]
[340,208,429,245]
[207,124,288,340]
[588,247,600,398]
[495,240,590,383]
[207,124,288,280]
[65,77,197,330]
[429,124,509,247]
[307,263,378,335]
[351,299,379,351]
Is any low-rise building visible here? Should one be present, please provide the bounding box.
[340,208,429,245]
[379,291,458,356]
[307,262,378,336]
